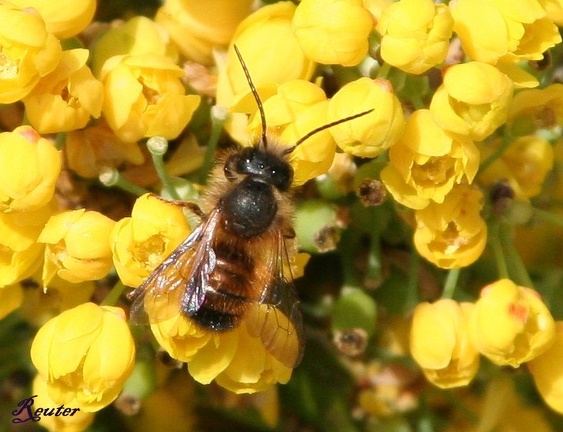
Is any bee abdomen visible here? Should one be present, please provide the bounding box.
[190,242,254,331]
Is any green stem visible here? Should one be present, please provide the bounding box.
[101,280,127,306]
[498,221,534,288]
[442,268,460,299]
[365,232,382,287]
[147,137,180,200]
[54,132,66,150]
[533,207,563,228]
[489,220,510,279]
[200,106,228,184]
[479,133,512,173]
[99,167,149,197]
[376,62,392,79]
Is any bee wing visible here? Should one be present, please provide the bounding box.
[246,232,304,368]
[128,208,222,324]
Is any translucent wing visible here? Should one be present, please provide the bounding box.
[246,232,304,368]
[128,208,222,324]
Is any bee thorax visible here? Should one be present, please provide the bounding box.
[220,177,278,238]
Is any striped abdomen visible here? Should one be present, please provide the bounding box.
[189,241,255,331]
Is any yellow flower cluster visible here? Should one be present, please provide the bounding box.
[0,0,563,428]
[411,279,555,388]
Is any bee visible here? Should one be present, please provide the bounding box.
[128,45,372,368]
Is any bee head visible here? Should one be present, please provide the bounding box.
[224,146,293,192]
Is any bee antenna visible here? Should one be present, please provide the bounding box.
[233,45,268,150]
[282,108,374,155]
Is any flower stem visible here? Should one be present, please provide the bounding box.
[489,220,510,279]
[101,280,127,307]
[479,132,512,173]
[54,132,66,150]
[498,221,534,288]
[147,136,180,201]
[376,62,392,79]
[533,207,563,228]
[442,268,460,299]
[99,167,149,197]
[200,106,228,184]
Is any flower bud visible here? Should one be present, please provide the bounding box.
[410,299,479,388]
[0,126,61,212]
[327,77,405,158]
[31,303,136,412]
[377,0,453,74]
[469,279,555,367]
[156,0,253,64]
[215,2,315,109]
[292,0,374,66]
[10,0,96,39]
[429,62,513,141]
[38,209,116,285]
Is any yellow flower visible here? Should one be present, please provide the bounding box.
[156,0,253,64]
[0,199,56,286]
[327,77,405,158]
[0,243,44,287]
[38,209,116,285]
[0,3,61,103]
[410,299,479,388]
[65,121,145,179]
[381,109,479,210]
[413,184,487,269]
[429,62,513,141]
[110,193,191,288]
[0,283,23,319]
[150,311,294,394]
[31,374,95,432]
[529,322,563,414]
[0,126,61,212]
[450,0,561,65]
[292,0,374,66]
[30,303,136,412]
[9,0,96,39]
[478,136,554,199]
[282,100,337,186]
[507,83,563,135]
[24,49,103,134]
[377,0,453,75]
[100,54,201,143]
[91,16,179,76]
[215,2,316,109]
[469,279,555,367]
